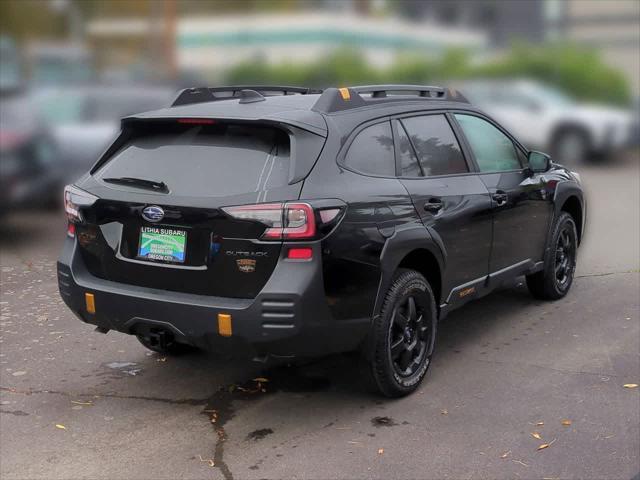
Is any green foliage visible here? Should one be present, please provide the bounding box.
[473,43,631,105]
[223,42,631,106]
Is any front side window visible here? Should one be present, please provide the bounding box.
[344,121,395,176]
[400,114,468,176]
[454,114,521,172]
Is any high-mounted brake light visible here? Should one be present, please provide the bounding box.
[222,202,317,240]
[177,118,216,125]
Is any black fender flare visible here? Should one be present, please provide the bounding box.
[553,180,586,243]
[372,222,445,320]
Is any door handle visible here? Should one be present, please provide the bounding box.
[492,191,508,206]
[424,199,444,213]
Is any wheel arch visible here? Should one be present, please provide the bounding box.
[560,195,583,245]
[550,122,593,153]
[397,249,442,310]
[554,182,585,245]
[374,226,444,320]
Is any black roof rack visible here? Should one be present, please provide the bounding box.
[171,85,323,107]
[312,84,469,113]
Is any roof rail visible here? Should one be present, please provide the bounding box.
[171,85,323,107]
[312,85,469,113]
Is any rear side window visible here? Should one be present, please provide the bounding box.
[344,121,395,176]
[454,114,521,172]
[400,115,468,176]
[96,124,290,197]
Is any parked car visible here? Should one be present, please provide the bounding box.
[456,79,635,164]
[27,43,95,88]
[33,85,175,183]
[0,37,61,216]
[58,85,586,397]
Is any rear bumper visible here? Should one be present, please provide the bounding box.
[57,238,368,357]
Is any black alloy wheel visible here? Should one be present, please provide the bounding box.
[368,269,437,397]
[526,212,578,300]
[389,294,432,379]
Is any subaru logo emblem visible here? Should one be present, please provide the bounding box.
[142,205,164,223]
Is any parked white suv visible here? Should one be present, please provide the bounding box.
[457,79,636,164]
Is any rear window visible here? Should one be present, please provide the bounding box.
[96,123,290,197]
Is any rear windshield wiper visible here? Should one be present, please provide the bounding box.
[103,177,169,193]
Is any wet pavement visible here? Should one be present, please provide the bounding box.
[1,154,639,479]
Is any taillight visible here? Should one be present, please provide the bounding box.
[64,185,98,237]
[64,185,98,223]
[280,203,316,239]
[222,202,318,240]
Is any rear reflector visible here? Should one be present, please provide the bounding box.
[85,293,96,314]
[218,313,232,337]
[287,247,313,260]
[67,222,76,238]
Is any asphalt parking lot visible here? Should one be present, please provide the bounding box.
[1,155,638,480]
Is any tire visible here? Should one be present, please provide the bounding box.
[526,212,578,300]
[368,269,437,398]
[551,128,590,166]
[136,334,196,355]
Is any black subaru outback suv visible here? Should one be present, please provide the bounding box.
[58,85,586,397]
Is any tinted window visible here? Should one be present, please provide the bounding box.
[96,124,290,198]
[344,122,395,176]
[400,115,468,176]
[396,122,422,177]
[454,114,521,172]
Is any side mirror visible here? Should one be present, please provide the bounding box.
[528,151,551,173]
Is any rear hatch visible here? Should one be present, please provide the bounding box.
[71,119,325,298]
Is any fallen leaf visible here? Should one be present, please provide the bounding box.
[531,432,542,440]
[55,424,66,430]
[623,383,638,389]
[197,455,214,467]
[500,450,511,458]
[561,419,572,426]
[537,438,556,451]
[253,377,269,383]
[536,421,544,426]
[378,448,384,455]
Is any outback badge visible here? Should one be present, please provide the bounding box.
[236,258,256,273]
